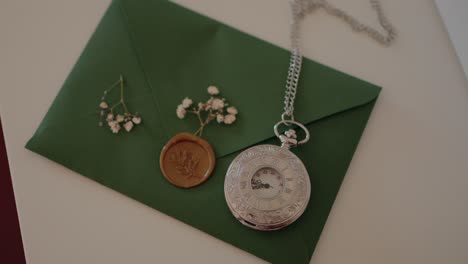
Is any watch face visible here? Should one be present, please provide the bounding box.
[224,145,311,231]
[251,167,284,199]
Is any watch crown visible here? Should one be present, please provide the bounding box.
[280,129,298,149]
[284,129,297,139]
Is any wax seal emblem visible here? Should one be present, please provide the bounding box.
[160,133,215,188]
[159,85,238,188]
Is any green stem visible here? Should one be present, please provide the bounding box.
[104,79,121,94]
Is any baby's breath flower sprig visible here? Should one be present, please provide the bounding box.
[177,85,238,137]
[98,75,142,134]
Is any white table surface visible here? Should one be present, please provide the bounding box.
[435,0,468,80]
[1,1,468,263]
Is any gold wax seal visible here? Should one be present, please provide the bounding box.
[160,133,216,188]
[159,85,238,188]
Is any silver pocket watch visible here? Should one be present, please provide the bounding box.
[224,121,311,231]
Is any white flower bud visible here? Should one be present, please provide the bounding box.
[176,105,186,119]
[211,98,224,110]
[116,114,124,123]
[227,106,238,115]
[99,102,108,109]
[132,116,142,125]
[109,122,121,133]
[216,114,224,123]
[182,97,193,108]
[207,86,219,95]
[124,121,134,132]
[224,114,236,125]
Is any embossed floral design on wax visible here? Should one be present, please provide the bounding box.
[169,147,200,179]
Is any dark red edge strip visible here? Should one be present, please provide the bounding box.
[0,118,27,264]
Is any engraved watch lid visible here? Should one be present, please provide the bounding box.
[224,144,311,231]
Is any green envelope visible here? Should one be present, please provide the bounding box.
[26,0,381,263]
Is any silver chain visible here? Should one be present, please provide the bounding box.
[283,0,397,120]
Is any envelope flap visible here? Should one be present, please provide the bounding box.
[120,0,381,157]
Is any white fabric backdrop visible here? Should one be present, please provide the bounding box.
[1,0,467,263]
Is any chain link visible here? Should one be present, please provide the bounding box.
[283,0,396,119]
